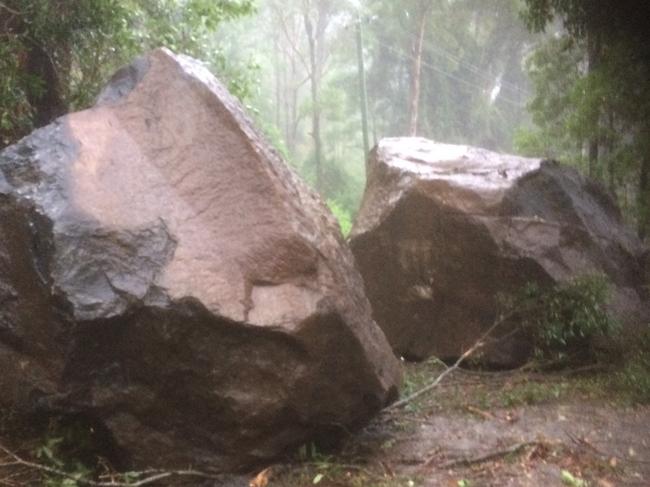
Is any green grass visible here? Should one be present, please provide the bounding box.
[499,381,570,407]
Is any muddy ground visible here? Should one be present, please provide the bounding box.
[266,362,650,487]
[1,361,649,486]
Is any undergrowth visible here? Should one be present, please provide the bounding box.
[326,199,353,236]
[500,274,619,366]
[273,441,420,487]
[610,329,650,403]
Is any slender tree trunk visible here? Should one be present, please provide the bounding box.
[282,51,291,152]
[587,29,601,179]
[408,5,427,136]
[286,52,296,154]
[10,6,68,129]
[576,138,584,171]
[26,46,66,126]
[355,16,370,157]
[304,11,322,191]
[639,133,650,240]
[273,39,282,130]
[588,138,599,179]
[606,111,616,195]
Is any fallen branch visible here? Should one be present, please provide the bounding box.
[305,462,375,478]
[464,405,496,420]
[0,442,224,487]
[384,311,515,412]
[0,2,21,16]
[559,363,609,376]
[0,468,32,487]
[438,441,542,469]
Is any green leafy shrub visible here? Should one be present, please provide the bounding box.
[35,436,92,487]
[612,329,650,403]
[503,274,619,365]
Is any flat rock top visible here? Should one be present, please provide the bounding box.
[353,139,543,237]
[376,138,542,192]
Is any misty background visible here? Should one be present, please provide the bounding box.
[2,0,648,237]
[215,0,542,230]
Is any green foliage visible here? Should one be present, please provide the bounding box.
[503,275,618,364]
[0,42,39,145]
[0,0,255,147]
[612,329,650,404]
[326,199,353,236]
[499,381,568,407]
[520,0,650,238]
[561,469,588,487]
[520,0,589,36]
[517,37,583,163]
[34,435,92,486]
[1,0,136,128]
[616,355,650,404]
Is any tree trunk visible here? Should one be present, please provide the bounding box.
[28,48,68,126]
[273,38,282,130]
[4,3,68,132]
[606,111,616,195]
[355,17,370,157]
[586,29,601,179]
[408,5,427,136]
[639,139,650,240]
[290,57,299,154]
[304,11,323,191]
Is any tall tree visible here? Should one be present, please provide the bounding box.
[521,0,650,238]
[407,0,430,136]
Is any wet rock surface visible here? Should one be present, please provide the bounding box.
[350,137,650,364]
[0,48,400,471]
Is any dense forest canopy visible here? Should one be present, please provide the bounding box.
[519,0,650,238]
[0,0,254,145]
[1,0,648,237]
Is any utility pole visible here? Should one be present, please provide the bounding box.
[355,14,370,157]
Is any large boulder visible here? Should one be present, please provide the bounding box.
[0,48,400,471]
[350,137,649,364]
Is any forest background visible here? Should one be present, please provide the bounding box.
[1,0,648,238]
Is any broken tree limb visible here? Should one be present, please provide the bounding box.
[384,311,516,412]
[438,441,542,469]
[0,442,225,487]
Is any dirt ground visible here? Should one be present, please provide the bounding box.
[267,363,650,487]
[1,363,649,486]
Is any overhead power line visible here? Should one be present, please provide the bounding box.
[369,36,527,109]
[368,16,532,99]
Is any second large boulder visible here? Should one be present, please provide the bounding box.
[350,138,649,365]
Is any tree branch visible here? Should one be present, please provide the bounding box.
[0,2,21,16]
[438,441,542,469]
[0,442,224,487]
[274,7,310,73]
[384,310,518,412]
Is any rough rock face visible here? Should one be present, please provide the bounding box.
[0,48,400,471]
[350,138,650,364]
